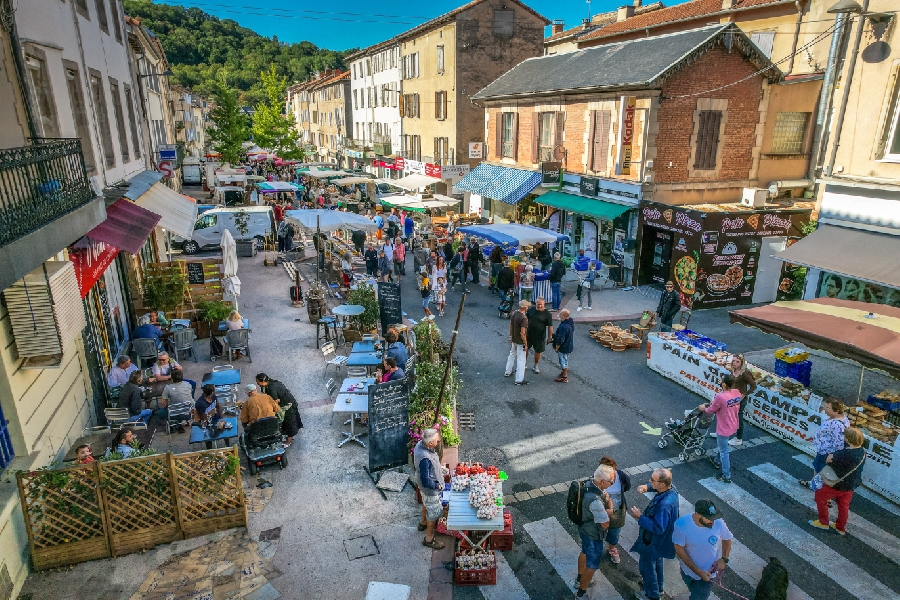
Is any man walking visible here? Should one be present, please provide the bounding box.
[505,300,530,385]
[673,499,733,600]
[466,238,482,285]
[549,252,566,310]
[526,297,553,374]
[414,427,446,549]
[700,374,742,483]
[574,465,613,598]
[448,247,468,291]
[364,243,378,277]
[630,468,679,600]
[552,309,574,382]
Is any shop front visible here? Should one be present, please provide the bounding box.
[638,201,815,309]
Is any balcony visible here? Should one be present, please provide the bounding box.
[373,134,392,156]
[0,139,105,290]
[346,138,372,151]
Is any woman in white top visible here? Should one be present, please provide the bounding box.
[226,310,244,331]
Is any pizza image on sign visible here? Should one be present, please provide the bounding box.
[674,255,697,295]
[706,266,745,295]
[746,214,759,229]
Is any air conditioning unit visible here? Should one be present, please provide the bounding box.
[741,187,767,208]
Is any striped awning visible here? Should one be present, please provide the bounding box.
[454,164,541,205]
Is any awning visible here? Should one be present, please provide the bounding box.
[393,173,441,190]
[333,177,372,185]
[87,198,160,254]
[258,181,300,193]
[134,183,199,240]
[457,223,569,246]
[536,191,631,221]
[454,164,542,205]
[730,298,900,379]
[774,224,900,290]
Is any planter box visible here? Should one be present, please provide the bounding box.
[194,320,212,340]
[236,240,257,257]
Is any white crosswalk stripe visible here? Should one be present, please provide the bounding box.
[749,463,900,565]
[700,476,899,600]
[523,517,623,599]
[792,454,900,518]
[479,552,530,600]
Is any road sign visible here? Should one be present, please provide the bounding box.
[158,160,174,179]
[159,144,177,161]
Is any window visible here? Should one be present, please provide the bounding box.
[195,214,217,230]
[434,137,449,164]
[91,73,116,166]
[750,31,775,60]
[403,53,419,79]
[435,91,447,120]
[352,64,356,79]
[884,71,900,161]
[770,112,809,154]
[493,9,515,37]
[109,79,129,162]
[533,112,554,162]
[64,62,96,173]
[694,110,722,169]
[108,0,122,42]
[74,0,89,18]
[588,110,612,171]
[400,94,420,118]
[436,45,445,74]
[95,0,109,32]
[497,112,516,158]
[24,52,60,138]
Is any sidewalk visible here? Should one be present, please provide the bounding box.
[557,280,658,324]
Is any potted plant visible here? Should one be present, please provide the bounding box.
[346,283,380,335]
[196,299,233,339]
[233,209,256,257]
[143,265,188,318]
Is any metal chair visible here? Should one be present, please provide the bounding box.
[347,366,368,378]
[224,329,252,363]
[322,341,347,376]
[132,338,159,369]
[82,425,111,436]
[171,328,198,363]
[104,408,131,430]
[671,309,693,332]
[325,378,338,398]
[166,401,193,442]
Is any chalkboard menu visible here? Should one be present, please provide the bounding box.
[377,281,402,335]
[186,262,205,285]
[367,379,410,472]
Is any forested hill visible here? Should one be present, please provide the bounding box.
[123,0,354,105]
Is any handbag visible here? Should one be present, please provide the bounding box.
[609,493,628,529]
[820,455,865,488]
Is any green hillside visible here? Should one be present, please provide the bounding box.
[123,0,354,105]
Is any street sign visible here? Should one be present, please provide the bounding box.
[158,160,174,179]
[468,142,483,159]
[159,144,177,161]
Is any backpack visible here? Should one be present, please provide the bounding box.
[209,335,224,358]
[566,479,591,526]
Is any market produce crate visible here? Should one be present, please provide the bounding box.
[490,511,514,551]
[884,411,900,427]
[454,551,497,586]
[674,330,726,352]
[774,359,811,386]
[867,395,900,412]
[774,347,809,363]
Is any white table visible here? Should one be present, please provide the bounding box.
[446,483,505,551]
[341,377,375,394]
[332,394,369,447]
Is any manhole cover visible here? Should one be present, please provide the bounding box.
[461,446,507,467]
[344,535,379,560]
[457,412,475,430]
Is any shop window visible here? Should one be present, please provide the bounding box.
[95,0,109,33]
[493,9,515,37]
[109,78,129,162]
[694,110,722,170]
[770,112,809,154]
[24,52,60,138]
[65,63,96,173]
[588,110,611,171]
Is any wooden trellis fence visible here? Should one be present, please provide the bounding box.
[16,447,246,571]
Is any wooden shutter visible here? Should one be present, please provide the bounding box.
[435,92,440,119]
[587,111,597,169]
[442,92,448,121]
[592,110,611,171]
[495,113,503,158]
[511,112,519,160]
[694,110,722,169]
[531,112,539,163]
[434,137,439,163]
[414,94,420,118]
[555,112,566,158]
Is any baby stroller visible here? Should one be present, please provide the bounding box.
[240,416,287,475]
[498,288,514,318]
[657,406,714,462]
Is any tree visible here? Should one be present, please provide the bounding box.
[207,82,248,165]
[251,65,302,160]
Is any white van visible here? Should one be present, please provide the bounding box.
[176,206,275,255]
[183,157,202,185]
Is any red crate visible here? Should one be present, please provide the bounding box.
[491,521,514,552]
[454,552,497,586]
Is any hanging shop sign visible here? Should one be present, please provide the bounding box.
[441,164,470,179]
[468,142,483,159]
[405,160,425,175]
[374,160,403,171]
[541,162,562,188]
[425,163,442,178]
[69,236,120,298]
[580,177,599,197]
[617,96,637,176]
[158,160,174,179]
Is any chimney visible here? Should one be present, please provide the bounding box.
[721,0,736,7]
[633,0,642,6]
[551,20,565,34]
[617,5,635,21]
[582,18,591,28]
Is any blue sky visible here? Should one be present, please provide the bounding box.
[167,0,625,51]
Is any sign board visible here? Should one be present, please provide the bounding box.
[367,379,410,471]
[69,237,120,298]
[580,177,599,197]
[158,160,174,179]
[541,162,561,188]
[618,96,636,176]
[159,145,177,161]
[186,262,205,285]
[425,163,442,178]
[442,164,470,179]
[468,142,483,159]
[377,281,402,335]
[405,160,425,175]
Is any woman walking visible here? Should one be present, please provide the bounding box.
[798,398,849,488]
[393,235,406,280]
[598,456,631,564]
[809,426,866,535]
[727,354,758,446]
[431,255,446,295]
[577,262,598,311]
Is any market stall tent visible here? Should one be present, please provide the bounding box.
[284,209,379,233]
[393,173,441,190]
[457,223,569,247]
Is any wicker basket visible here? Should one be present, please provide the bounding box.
[611,342,628,351]
[599,337,613,347]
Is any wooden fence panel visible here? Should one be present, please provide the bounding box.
[172,447,247,539]
[141,258,224,318]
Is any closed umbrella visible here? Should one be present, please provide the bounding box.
[220,228,240,310]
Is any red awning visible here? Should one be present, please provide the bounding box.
[87,198,161,254]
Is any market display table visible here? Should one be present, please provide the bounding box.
[64,428,156,462]
[341,377,375,394]
[201,369,241,387]
[189,417,238,448]
[522,271,550,302]
[446,485,505,551]
[332,394,368,447]
[646,332,900,505]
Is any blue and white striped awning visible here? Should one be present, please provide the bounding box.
[454,163,542,205]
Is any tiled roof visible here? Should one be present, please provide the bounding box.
[578,0,790,41]
[545,3,665,43]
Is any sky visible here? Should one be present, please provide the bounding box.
[167,0,626,51]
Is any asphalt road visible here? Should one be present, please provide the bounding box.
[387,268,900,600]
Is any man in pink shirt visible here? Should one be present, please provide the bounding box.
[699,374,741,483]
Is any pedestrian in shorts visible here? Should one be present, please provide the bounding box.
[414,427,446,549]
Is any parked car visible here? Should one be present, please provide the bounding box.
[173,206,275,255]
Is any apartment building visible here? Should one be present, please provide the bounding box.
[347,42,402,177]
[170,84,210,158]
[286,81,313,149]
[291,71,352,166]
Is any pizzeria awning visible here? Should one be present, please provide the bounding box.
[535,191,631,221]
[87,199,160,254]
[774,224,900,290]
[730,298,900,379]
[134,183,199,240]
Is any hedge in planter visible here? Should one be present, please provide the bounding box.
[408,320,461,449]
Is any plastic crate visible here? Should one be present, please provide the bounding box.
[775,347,809,363]
[774,359,811,386]
[867,396,900,412]
[454,552,497,586]
[884,411,900,427]
[491,519,514,552]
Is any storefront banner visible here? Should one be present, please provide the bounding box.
[374,160,403,171]
[425,163,442,178]
[619,96,636,176]
[541,162,562,188]
[405,159,424,175]
[70,236,120,298]
[647,333,900,505]
[641,204,704,238]
[395,158,405,171]
[580,177,599,197]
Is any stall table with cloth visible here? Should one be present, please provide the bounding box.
[446,484,506,551]
[189,417,238,449]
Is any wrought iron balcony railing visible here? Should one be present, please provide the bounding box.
[373,134,392,156]
[0,139,94,249]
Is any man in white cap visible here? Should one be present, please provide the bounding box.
[239,383,279,427]
[672,499,734,600]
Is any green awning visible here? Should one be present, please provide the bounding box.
[536,191,631,221]
[381,199,426,213]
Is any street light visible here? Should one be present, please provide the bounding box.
[138,69,174,79]
[826,0,862,13]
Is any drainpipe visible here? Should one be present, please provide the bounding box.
[807,12,847,182]
[824,1,868,177]
[784,1,804,75]
[2,0,39,138]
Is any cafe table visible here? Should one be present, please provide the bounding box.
[341,377,375,394]
[332,394,368,447]
[218,318,250,331]
[189,417,239,449]
[64,428,156,462]
[201,369,241,387]
[351,340,376,353]
[141,380,170,409]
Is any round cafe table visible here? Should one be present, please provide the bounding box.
[332,304,366,342]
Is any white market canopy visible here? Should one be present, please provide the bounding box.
[393,174,441,190]
[257,181,300,192]
[332,177,373,185]
[306,167,354,178]
[284,209,379,233]
[379,194,422,207]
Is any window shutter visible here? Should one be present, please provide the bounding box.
[586,110,597,169]
[511,112,519,160]
[554,112,566,160]
[434,137,439,163]
[399,94,404,117]
[531,112,539,163]
[694,110,722,169]
[435,92,440,119]
[442,92,447,121]
[593,110,611,171]
[495,114,503,158]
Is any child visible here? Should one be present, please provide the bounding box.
[418,266,433,317]
[74,444,94,465]
[434,276,447,316]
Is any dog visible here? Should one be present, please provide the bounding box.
[754,556,789,600]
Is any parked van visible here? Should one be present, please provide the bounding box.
[175,206,275,255]
[183,157,202,185]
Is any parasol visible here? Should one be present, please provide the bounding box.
[220,228,240,310]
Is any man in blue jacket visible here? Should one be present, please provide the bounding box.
[552,309,574,383]
[630,468,679,600]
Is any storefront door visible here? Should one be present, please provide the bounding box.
[751,236,786,304]
[581,220,597,259]
[649,229,673,285]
